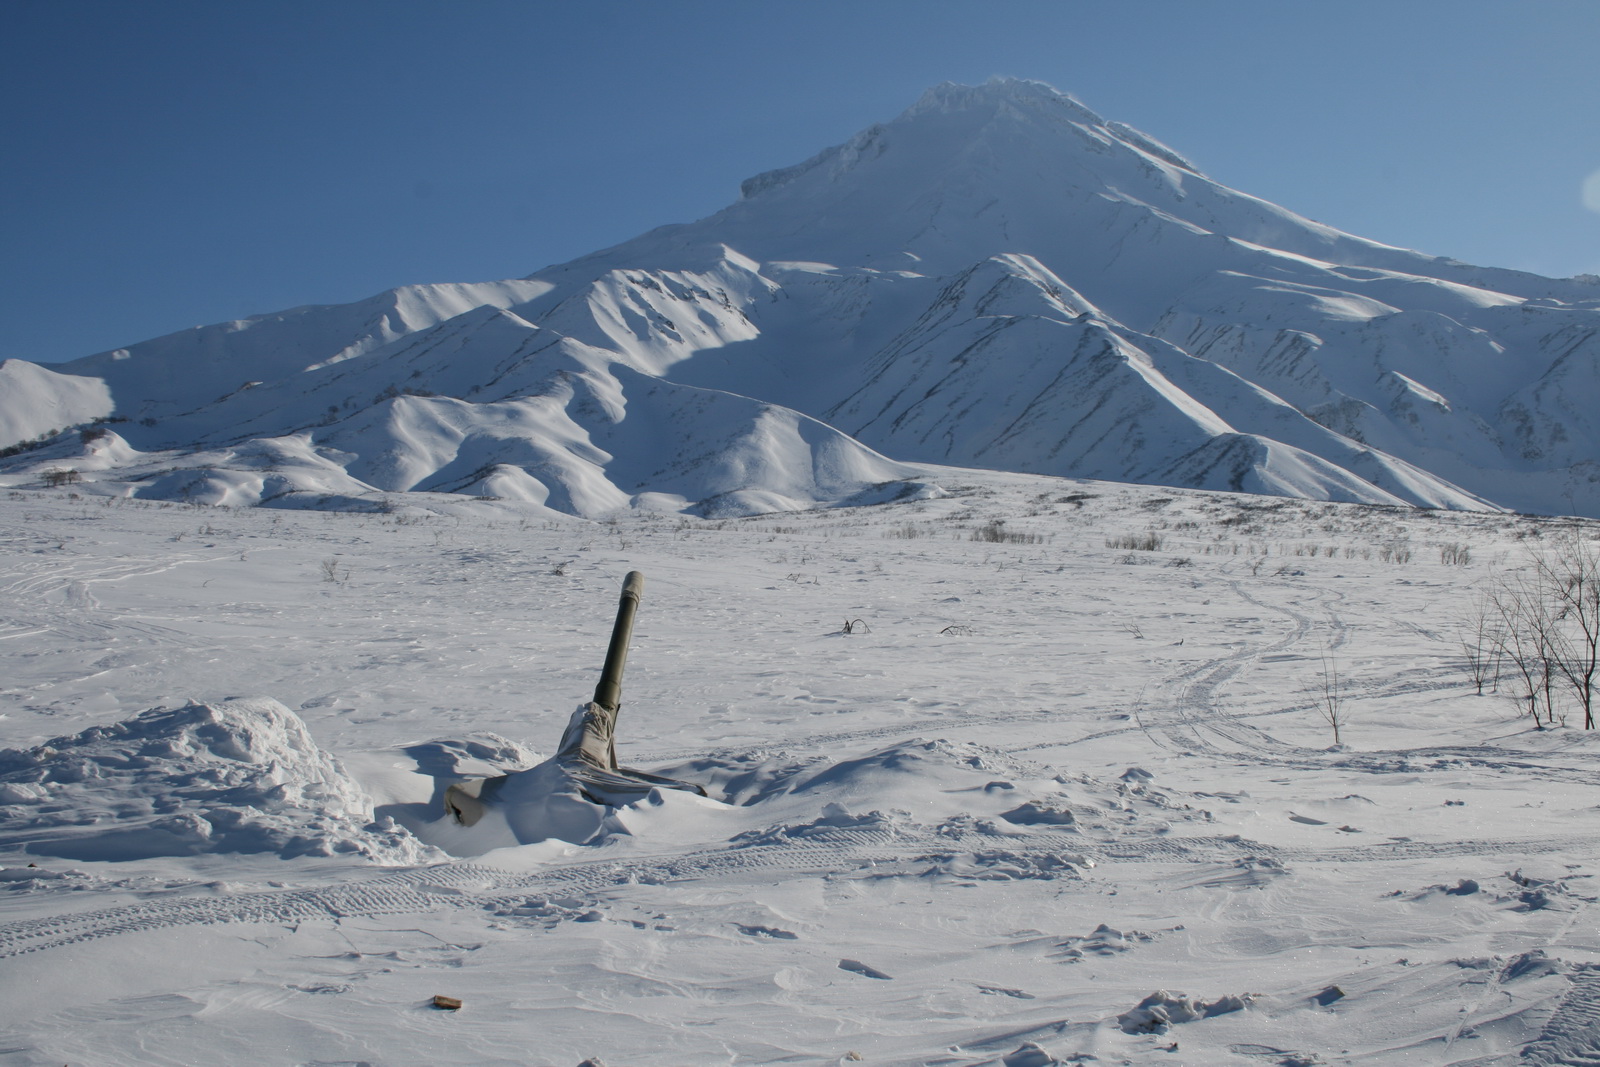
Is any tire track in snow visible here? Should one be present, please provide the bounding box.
[0,829,1220,958]
[1447,849,1600,1061]
[1517,968,1600,1066]
[6,827,1595,960]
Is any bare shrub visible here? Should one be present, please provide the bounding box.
[1106,531,1164,552]
[971,520,1044,545]
[1378,542,1413,565]
[1477,534,1600,728]
[42,468,81,487]
[1485,574,1561,725]
[1440,543,1472,566]
[1458,595,1503,696]
[1317,647,1347,745]
[1535,534,1600,729]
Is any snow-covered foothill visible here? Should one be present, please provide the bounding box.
[0,359,114,446]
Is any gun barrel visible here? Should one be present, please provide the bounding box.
[592,571,644,712]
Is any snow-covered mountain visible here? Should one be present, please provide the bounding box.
[5,78,1599,517]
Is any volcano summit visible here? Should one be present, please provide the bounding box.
[5,78,1598,517]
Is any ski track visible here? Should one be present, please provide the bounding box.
[1081,576,1600,795]
[1124,576,1349,765]
[651,577,1349,768]
[0,548,231,648]
[0,538,276,711]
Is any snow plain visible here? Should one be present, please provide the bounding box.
[5,472,1600,1066]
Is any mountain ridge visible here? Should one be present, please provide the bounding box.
[3,78,1597,517]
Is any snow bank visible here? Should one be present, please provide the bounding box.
[0,699,433,863]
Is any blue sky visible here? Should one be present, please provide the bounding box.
[4,0,1598,364]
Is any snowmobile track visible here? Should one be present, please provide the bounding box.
[1136,579,1326,755]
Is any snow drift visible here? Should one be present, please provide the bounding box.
[0,699,432,863]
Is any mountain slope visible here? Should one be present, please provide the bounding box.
[3,78,1597,517]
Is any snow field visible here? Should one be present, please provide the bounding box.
[3,472,1600,1064]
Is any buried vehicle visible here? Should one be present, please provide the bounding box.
[441,571,706,844]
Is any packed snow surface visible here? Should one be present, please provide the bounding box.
[5,470,1600,1064]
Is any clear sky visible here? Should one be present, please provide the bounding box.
[4,0,1598,364]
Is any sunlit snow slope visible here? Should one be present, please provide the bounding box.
[4,78,1599,516]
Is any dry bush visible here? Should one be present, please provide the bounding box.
[970,520,1044,544]
[1105,531,1164,552]
[1473,533,1600,728]
[42,468,81,487]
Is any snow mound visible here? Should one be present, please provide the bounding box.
[400,733,542,778]
[916,848,1093,881]
[667,738,1112,856]
[0,698,433,863]
[1117,989,1254,1033]
[778,738,1012,804]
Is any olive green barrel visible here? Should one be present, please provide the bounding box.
[593,571,644,713]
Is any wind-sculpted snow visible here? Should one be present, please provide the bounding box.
[4,77,1600,517]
